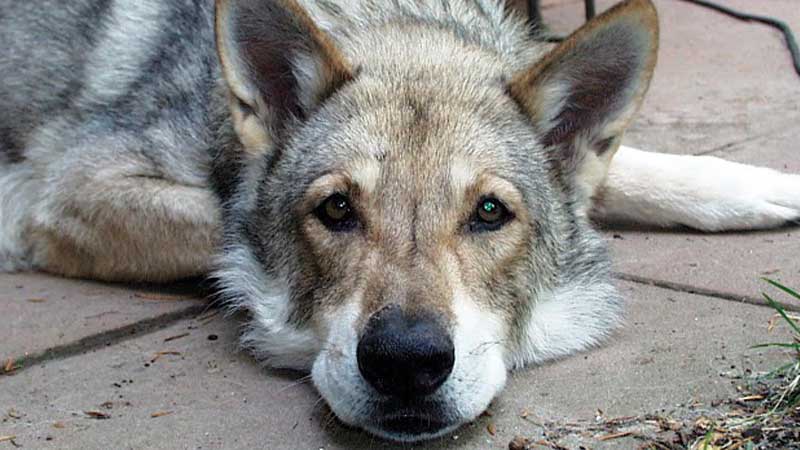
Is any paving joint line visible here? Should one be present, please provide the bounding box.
[1,303,211,379]
[5,272,796,377]
[693,121,799,156]
[615,272,800,312]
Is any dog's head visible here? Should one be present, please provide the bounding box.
[213,0,658,442]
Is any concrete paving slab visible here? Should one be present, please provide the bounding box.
[541,0,800,305]
[545,0,800,155]
[2,1,798,449]
[0,282,792,450]
[606,125,800,304]
[711,126,800,174]
[1,273,207,364]
[609,226,800,309]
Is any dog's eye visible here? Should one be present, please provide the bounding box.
[315,193,358,232]
[469,197,513,233]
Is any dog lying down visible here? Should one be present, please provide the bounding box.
[1,0,799,442]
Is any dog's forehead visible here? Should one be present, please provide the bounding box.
[336,82,526,194]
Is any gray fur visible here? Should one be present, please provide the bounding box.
[0,0,222,280]
[1,0,644,441]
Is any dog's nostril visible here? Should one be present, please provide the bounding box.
[357,305,455,399]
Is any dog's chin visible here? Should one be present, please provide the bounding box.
[361,414,462,443]
[358,399,467,442]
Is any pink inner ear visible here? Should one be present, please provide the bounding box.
[508,0,657,156]
[541,35,641,148]
[242,38,305,125]
[221,0,354,139]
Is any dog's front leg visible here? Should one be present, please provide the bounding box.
[592,146,800,231]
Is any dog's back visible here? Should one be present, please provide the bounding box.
[0,0,224,280]
[0,0,548,281]
[0,0,215,159]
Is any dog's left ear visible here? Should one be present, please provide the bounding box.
[509,0,658,199]
[215,0,354,155]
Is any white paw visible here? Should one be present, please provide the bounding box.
[600,147,800,231]
[690,161,800,231]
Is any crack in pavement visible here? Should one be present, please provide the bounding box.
[4,272,794,378]
[1,303,211,379]
[692,120,800,157]
[615,272,800,312]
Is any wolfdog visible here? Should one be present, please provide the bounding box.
[1,0,798,442]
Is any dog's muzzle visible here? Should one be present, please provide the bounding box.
[356,304,456,435]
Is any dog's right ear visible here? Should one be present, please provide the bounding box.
[215,0,354,156]
[508,0,658,203]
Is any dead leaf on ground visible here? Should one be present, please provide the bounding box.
[150,411,174,418]
[163,333,190,343]
[84,411,111,420]
[26,298,46,303]
[6,410,22,419]
[508,436,529,450]
[3,358,18,374]
[486,423,496,436]
[694,417,713,430]
[597,431,634,441]
[0,436,16,444]
[52,422,66,429]
[134,293,192,302]
[150,351,182,363]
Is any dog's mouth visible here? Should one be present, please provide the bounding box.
[380,412,451,435]
[361,404,460,442]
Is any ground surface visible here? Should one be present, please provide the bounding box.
[2,0,799,449]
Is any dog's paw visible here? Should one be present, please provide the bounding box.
[600,148,800,232]
[687,160,800,231]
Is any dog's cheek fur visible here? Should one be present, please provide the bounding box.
[211,124,327,369]
[215,243,320,370]
[509,217,625,368]
[311,299,373,427]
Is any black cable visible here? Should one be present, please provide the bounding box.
[528,0,541,25]
[528,0,595,24]
[677,0,800,77]
[584,0,595,20]
[528,0,799,79]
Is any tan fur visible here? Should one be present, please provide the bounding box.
[297,136,534,332]
[29,177,219,282]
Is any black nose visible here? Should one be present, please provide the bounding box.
[357,305,455,399]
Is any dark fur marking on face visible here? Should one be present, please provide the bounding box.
[407,96,429,125]
[0,126,25,164]
[595,136,617,156]
[410,203,419,253]
[403,95,431,148]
